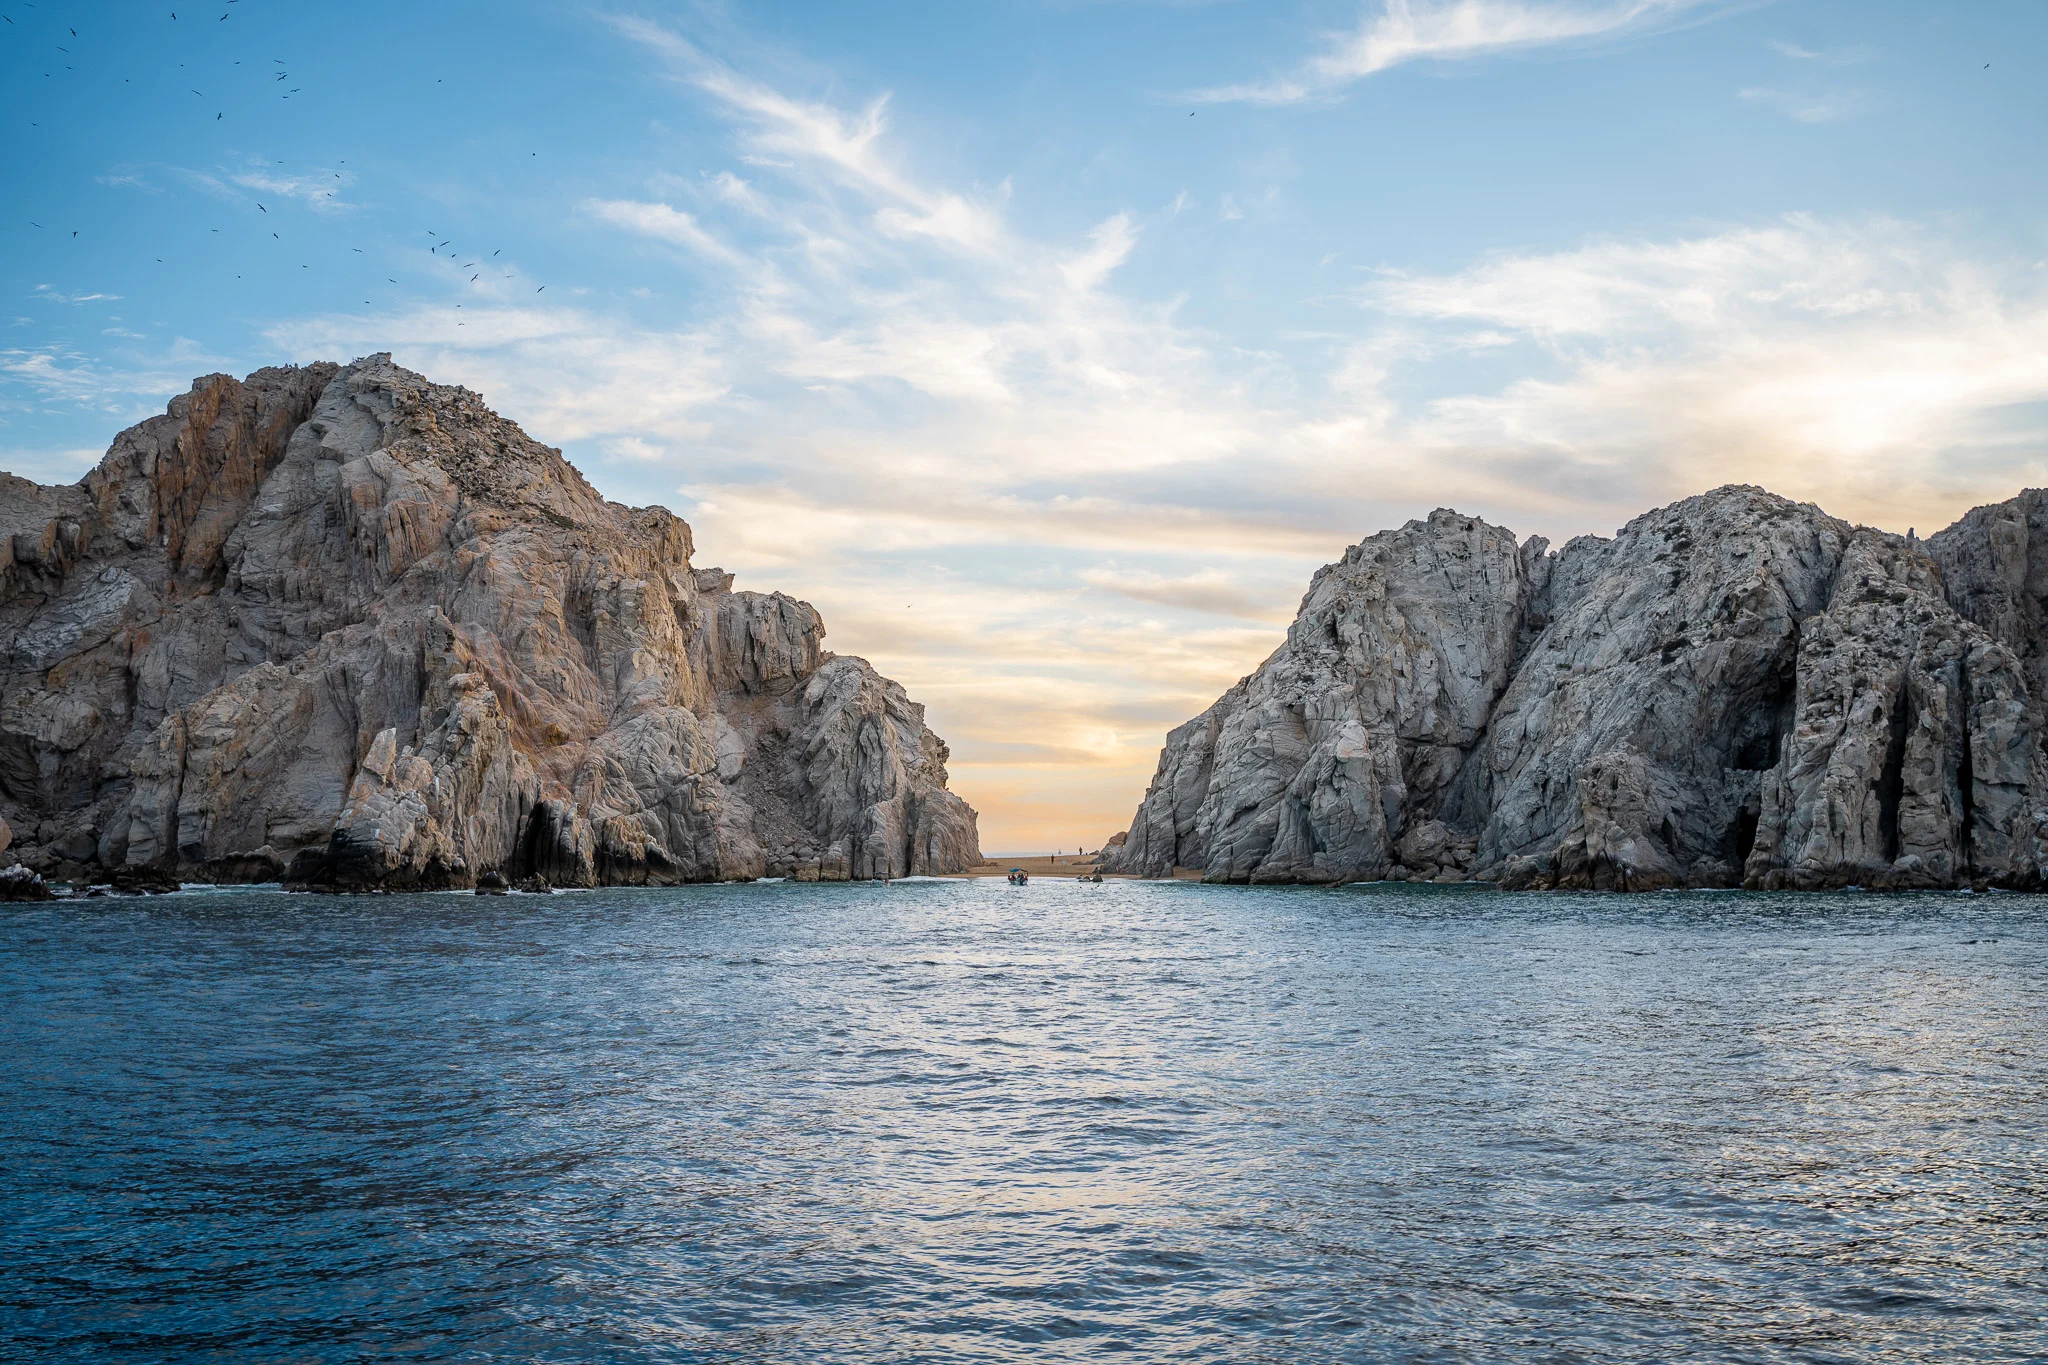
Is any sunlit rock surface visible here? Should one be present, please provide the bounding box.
[1107,487,2048,890]
[0,355,979,888]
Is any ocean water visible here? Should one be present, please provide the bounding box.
[2,879,2043,1363]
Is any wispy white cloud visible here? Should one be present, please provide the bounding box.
[228,165,359,213]
[583,198,749,266]
[607,15,1006,254]
[1190,0,1714,105]
[31,285,123,305]
[124,161,361,214]
[1739,85,1863,122]
[1770,39,1875,65]
[0,337,230,412]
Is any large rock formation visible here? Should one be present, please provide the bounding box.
[0,355,979,889]
[1106,487,2048,890]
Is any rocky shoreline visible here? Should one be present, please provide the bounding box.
[0,356,980,892]
[1106,486,2048,891]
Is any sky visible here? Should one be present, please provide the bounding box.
[4,0,2047,853]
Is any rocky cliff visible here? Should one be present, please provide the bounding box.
[0,355,980,889]
[1105,486,2048,891]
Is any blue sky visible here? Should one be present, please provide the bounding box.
[6,0,2047,848]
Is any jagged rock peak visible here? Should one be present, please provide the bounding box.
[1106,482,2048,891]
[0,355,980,889]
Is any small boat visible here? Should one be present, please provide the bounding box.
[1007,868,1029,885]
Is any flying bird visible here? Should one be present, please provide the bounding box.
[258,204,266,212]
[537,286,544,293]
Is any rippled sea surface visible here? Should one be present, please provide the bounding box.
[4,880,2046,1362]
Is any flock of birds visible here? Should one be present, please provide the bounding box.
[9,2,552,311]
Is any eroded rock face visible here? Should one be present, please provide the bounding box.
[1107,486,2048,890]
[0,355,979,888]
